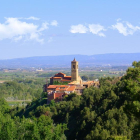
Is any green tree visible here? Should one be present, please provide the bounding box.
[81,75,89,81]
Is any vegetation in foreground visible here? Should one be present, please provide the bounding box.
[0,62,140,139]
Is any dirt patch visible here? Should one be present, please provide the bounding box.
[0,80,5,83]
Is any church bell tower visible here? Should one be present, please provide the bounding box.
[71,58,78,81]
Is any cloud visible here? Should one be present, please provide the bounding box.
[14,36,22,42]
[0,17,38,40]
[70,21,140,37]
[30,33,44,44]
[70,23,106,36]
[25,16,40,20]
[0,18,58,43]
[51,20,58,26]
[39,22,49,31]
[70,24,88,33]
[88,24,106,37]
[112,21,140,36]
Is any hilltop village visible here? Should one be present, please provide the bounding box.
[44,58,99,103]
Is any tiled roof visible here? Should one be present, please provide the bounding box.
[66,86,76,91]
[51,72,72,81]
[55,72,65,76]
[47,85,76,94]
[53,77,62,79]
[47,85,57,89]
[54,93,64,99]
[64,76,71,78]
[56,88,67,91]
[48,85,68,88]
[59,72,65,75]
[63,76,71,80]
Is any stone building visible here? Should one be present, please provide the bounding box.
[50,58,82,85]
[45,58,99,103]
[47,85,76,103]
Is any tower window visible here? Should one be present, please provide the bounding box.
[73,65,75,69]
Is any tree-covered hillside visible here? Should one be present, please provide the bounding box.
[0,98,67,140]
[1,61,140,140]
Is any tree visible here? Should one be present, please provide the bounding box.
[81,75,89,81]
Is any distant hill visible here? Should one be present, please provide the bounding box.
[0,53,140,68]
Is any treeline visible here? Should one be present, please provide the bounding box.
[0,78,45,100]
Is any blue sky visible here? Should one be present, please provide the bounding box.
[0,0,140,59]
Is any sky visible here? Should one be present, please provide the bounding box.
[0,0,140,59]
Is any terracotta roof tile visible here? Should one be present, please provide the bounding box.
[56,88,67,91]
[53,77,62,79]
[54,93,64,99]
[47,85,57,89]
[64,76,71,78]
[66,86,76,91]
[55,72,65,76]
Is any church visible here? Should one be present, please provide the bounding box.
[45,58,98,103]
[50,58,82,85]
